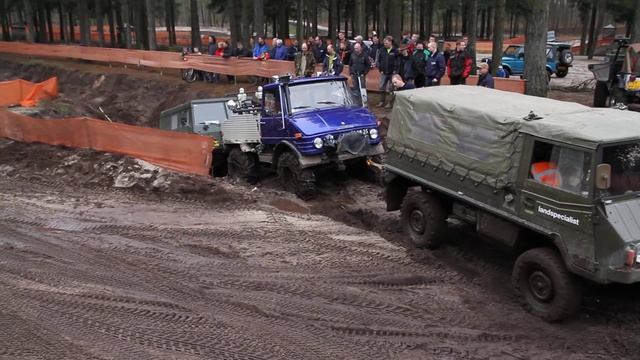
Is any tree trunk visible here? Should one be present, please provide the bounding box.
[121,0,131,48]
[524,0,550,97]
[388,0,401,41]
[379,0,387,36]
[36,0,47,42]
[68,7,75,42]
[328,0,337,40]
[278,0,288,38]
[78,0,89,45]
[145,0,156,49]
[296,0,303,43]
[59,1,68,42]
[468,0,478,75]
[240,0,250,46]
[355,0,365,37]
[587,0,606,59]
[0,0,11,41]
[95,0,104,46]
[253,0,263,38]
[24,0,35,42]
[632,0,640,42]
[579,3,589,56]
[107,0,116,47]
[46,3,54,42]
[491,0,505,76]
[190,0,200,50]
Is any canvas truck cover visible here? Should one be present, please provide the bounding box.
[388,86,640,188]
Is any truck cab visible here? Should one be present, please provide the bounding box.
[384,86,640,322]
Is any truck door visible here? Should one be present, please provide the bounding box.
[260,87,289,144]
[513,47,525,74]
[517,139,597,271]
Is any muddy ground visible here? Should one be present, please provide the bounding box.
[1,56,639,359]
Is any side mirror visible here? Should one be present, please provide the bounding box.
[518,53,524,59]
[596,163,612,190]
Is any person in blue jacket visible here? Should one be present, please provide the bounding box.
[424,41,445,86]
[271,39,289,60]
[477,62,495,88]
[252,36,270,60]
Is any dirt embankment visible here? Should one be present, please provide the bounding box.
[0,57,221,126]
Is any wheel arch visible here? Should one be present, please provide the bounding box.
[273,141,302,169]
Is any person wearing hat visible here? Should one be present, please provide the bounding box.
[477,62,495,88]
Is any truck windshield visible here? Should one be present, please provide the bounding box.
[601,143,640,196]
[192,102,228,132]
[288,80,359,113]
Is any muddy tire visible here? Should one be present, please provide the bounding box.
[512,247,582,323]
[277,152,317,200]
[400,191,447,249]
[183,68,198,83]
[593,81,610,108]
[555,67,569,78]
[227,147,259,184]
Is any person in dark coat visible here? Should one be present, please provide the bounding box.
[288,39,301,61]
[476,62,495,88]
[349,42,371,94]
[376,36,399,108]
[231,41,252,58]
[411,42,428,88]
[323,44,344,76]
[369,35,382,68]
[337,41,351,66]
[391,74,415,91]
[207,35,217,56]
[425,41,446,86]
[447,40,473,85]
[398,46,414,84]
[312,36,326,63]
[295,42,316,77]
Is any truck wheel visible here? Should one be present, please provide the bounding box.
[593,81,610,107]
[182,68,198,83]
[400,191,447,249]
[512,247,582,322]
[559,49,574,65]
[277,152,317,200]
[227,147,259,184]
[555,67,569,78]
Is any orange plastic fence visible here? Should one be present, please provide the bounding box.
[0,41,526,94]
[0,108,213,176]
[0,77,58,107]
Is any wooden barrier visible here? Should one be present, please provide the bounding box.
[0,41,526,94]
[0,108,213,176]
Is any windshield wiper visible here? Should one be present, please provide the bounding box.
[317,101,337,104]
[293,105,311,109]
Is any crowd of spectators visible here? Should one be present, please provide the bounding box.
[197,31,504,106]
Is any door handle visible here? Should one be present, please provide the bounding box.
[259,121,267,124]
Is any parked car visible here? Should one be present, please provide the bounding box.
[483,43,574,79]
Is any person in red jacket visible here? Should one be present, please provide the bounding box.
[447,40,473,85]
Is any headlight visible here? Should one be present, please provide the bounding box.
[313,137,324,149]
[369,128,379,140]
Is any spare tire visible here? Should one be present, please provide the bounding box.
[559,49,573,65]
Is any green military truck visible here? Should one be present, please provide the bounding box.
[384,86,640,322]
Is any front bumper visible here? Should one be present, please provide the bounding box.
[298,143,384,169]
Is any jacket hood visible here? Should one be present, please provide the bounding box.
[289,106,377,136]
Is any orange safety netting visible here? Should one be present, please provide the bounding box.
[0,108,213,176]
[0,77,58,107]
[0,41,526,93]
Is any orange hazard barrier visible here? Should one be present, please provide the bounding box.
[0,41,526,94]
[0,77,59,107]
[0,108,213,176]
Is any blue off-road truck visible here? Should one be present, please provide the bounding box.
[160,75,383,198]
